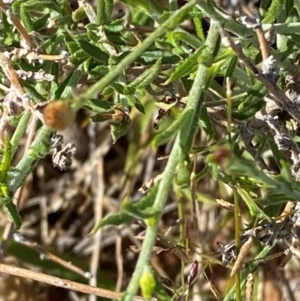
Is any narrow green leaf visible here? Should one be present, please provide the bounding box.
[89,65,110,79]
[84,99,112,113]
[69,50,89,66]
[152,110,191,150]
[118,0,165,20]
[102,86,114,95]
[237,188,271,221]
[89,212,134,235]
[78,40,109,64]
[4,202,22,229]
[97,0,114,25]
[139,50,180,64]
[224,55,238,79]
[125,58,162,93]
[124,204,160,219]
[0,136,12,183]
[89,186,159,235]
[54,69,84,100]
[259,192,293,206]
[111,82,125,94]
[232,83,267,120]
[16,0,62,13]
[8,126,52,193]
[153,281,172,301]
[165,45,207,84]
[199,107,214,141]
[72,7,87,22]
[175,158,191,187]
[193,11,205,41]
[20,80,47,104]
[33,13,51,31]
[195,164,209,182]
[103,19,124,32]
[230,159,300,201]
[126,95,145,114]
[262,0,284,24]
[20,5,34,32]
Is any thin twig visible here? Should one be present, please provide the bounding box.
[89,157,105,301]
[0,52,24,95]
[13,233,91,279]
[0,262,154,301]
[0,0,36,49]
[115,231,124,292]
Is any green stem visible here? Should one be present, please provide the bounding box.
[122,138,181,301]
[121,20,221,301]
[8,126,52,193]
[227,81,242,300]
[10,110,31,156]
[233,188,242,301]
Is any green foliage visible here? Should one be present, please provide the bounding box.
[1,0,300,300]
[89,186,158,235]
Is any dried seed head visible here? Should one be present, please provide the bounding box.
[52,142,76,171]
[43,100,75,131]
[230,236,253,277]
[246,273,254,301]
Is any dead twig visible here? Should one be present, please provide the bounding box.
[0,262,155,301]
[13,232,92,279]
[0,1,36,49]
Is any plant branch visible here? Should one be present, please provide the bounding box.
[8,126,52,193]
[121,20,221,301]
[10,110,32,155]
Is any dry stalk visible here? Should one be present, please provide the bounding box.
[89,156,105,301]
[209,278,220,301]
[0,262,155,301]
[0,52,24,95]
[13,233,92,279]
[0,0,36,49]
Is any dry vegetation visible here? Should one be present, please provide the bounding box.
[1,0,300,301]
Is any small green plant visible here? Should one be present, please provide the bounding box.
[1,0,300,300]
